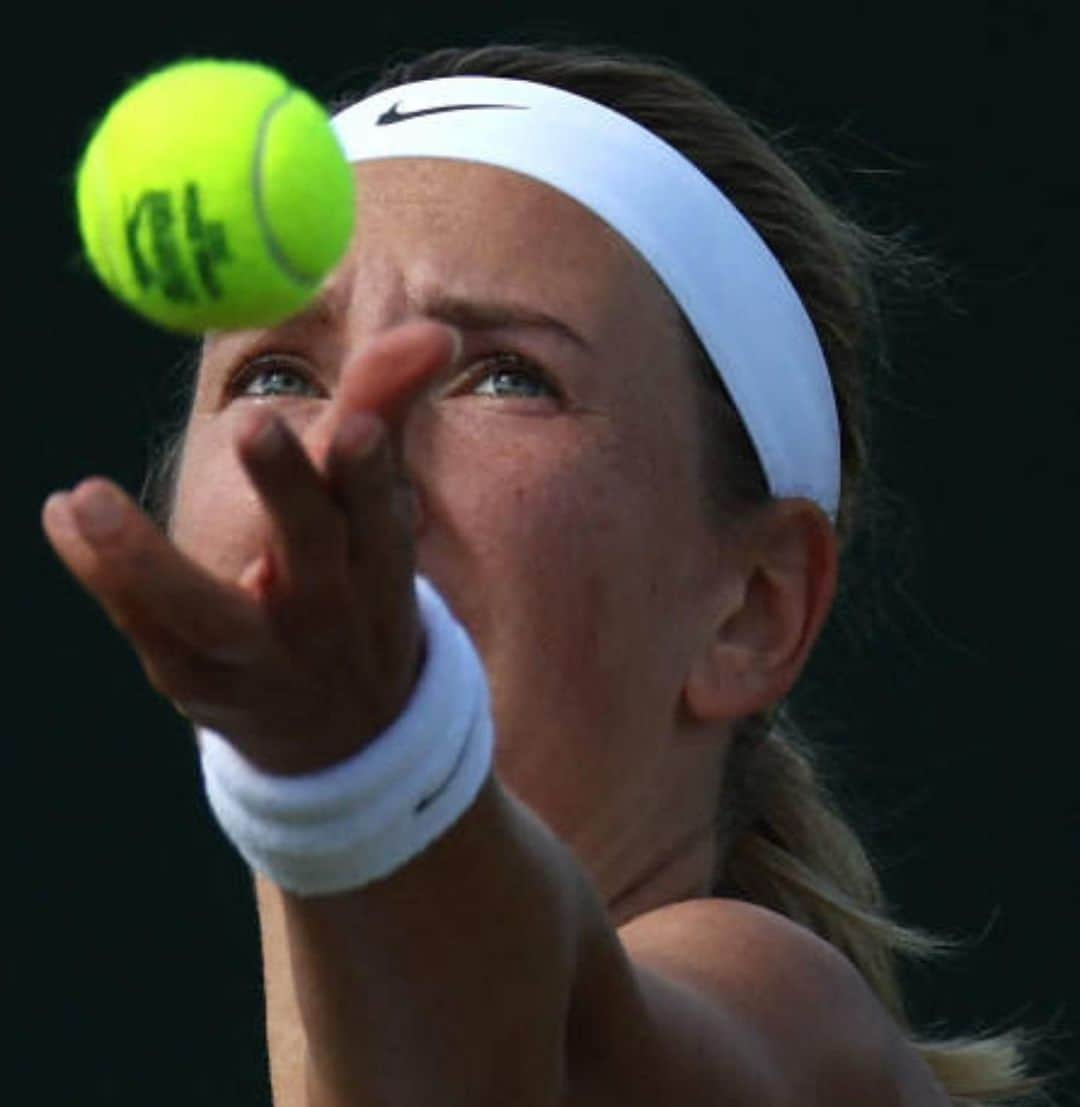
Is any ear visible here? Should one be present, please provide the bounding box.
[683,499,838,723]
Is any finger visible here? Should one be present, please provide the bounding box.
[336,319,461,426]
[119,616,246,713]
[326,411,423,699]
[326,412,418,627]
[234,409,365,664]
[42,479,262,663]
[324,412,402,559]
[234,408,348,602]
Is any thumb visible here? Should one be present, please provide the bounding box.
[337,319,462,426]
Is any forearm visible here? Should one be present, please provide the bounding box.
[256,772,613,1107]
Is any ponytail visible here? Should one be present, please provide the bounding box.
[715,712,1043,1104]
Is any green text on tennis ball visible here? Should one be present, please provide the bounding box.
[76,59,356,333]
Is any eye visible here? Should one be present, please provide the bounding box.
[229,355,323,400]
[466,353,557,400]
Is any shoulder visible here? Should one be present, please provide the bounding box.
[593,897,950,1106]
[620,896,881,1039]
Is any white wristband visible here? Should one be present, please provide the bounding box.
[196,576,495,896]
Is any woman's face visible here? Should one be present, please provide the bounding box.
[171,159,733,911]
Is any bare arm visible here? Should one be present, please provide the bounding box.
[256,776,583,1106]
[256,791,949,1107]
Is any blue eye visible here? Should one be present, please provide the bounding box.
[470,354,554,399]
[232,357,321,399]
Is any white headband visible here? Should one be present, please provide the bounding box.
[332,76,841,518]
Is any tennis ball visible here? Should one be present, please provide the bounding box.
[76,59,356,333]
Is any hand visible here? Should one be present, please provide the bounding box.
[41,321,461,775]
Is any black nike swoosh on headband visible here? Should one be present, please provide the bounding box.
[376,101,527,125]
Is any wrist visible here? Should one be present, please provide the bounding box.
[197,575,495,895]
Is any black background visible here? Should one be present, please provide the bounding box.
[15,2,1077,1103]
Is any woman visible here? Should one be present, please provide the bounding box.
[43,44,1039,1106]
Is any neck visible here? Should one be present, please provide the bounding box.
[606,820,718,928]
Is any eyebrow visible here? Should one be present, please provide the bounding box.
[234,286,593,356]
[412,292,593,354]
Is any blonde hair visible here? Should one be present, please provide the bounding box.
[716,712,1041,1102]
[351,42,1048,1103]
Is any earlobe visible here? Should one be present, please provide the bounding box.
[682,500,838,724]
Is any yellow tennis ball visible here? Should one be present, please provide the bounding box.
[76,59,356,333]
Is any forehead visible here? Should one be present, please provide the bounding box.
[340,158,683,342]
[200,157,700,426]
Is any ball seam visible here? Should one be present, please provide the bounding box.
[253,89,321,289]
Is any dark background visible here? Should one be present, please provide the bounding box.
[15,2,1076,1103]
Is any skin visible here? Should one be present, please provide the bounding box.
[42,158,947,1106]
[171,157,767,914]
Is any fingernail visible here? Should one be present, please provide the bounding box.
[42,491,75,539]
[43,490,68,517]
[251,415,286,456]
[339,412,382,457]
[72,484,125,541]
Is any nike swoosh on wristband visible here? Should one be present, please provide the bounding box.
[376,101,526,126]
[413,733,473,814]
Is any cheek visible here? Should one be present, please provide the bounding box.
[410,405,679,691]
[411,406,612,590]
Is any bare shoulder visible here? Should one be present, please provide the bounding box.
[593,897,951,1106]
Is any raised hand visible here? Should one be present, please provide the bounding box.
[42,320,461,775]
